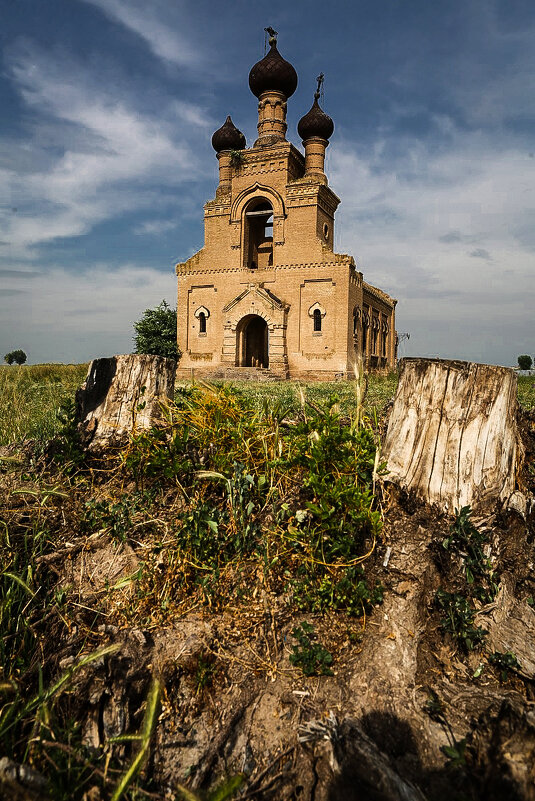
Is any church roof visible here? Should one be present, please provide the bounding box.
[249,40,298,99]
[211,116,246,153]
[297,96,334,141]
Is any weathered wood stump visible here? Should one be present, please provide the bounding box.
[76,354,176,450]
[382,358,519,513]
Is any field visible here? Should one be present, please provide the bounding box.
[0,363,397,447]
[0,363,88,446]
[1,363,533,448]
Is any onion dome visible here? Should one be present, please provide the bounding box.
[298,96,334,141]
[211,116,246,152]
[249,40,298,99]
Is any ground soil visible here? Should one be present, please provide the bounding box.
[1,409,535,801]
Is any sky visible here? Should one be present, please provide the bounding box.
[1,0,533,366]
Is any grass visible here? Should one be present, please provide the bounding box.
[0,364,396,447]
[1,365,532,449]
[518,375,535,411]
[190,371,399,420]
[0,363,88,447]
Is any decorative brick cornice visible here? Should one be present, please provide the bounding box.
[363,281,397,308]
[176,255,355,277]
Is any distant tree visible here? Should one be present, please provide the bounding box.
[518,354,533,370]
[11,349,27,365]
[4,350,26,365]
[133,300,180,361]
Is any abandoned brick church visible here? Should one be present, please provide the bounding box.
[176,31,396,379]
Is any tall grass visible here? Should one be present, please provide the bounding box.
[0,363,88,446]
[518,375,535,411]
[178,371,399,420]
[1,365,531,449]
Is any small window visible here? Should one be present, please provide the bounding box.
[323,223,329,241]
[313,308,322,332]
[199,312,206,334]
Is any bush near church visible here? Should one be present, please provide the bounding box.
[133,300,180,361]
[4,349,27,365]
[517,355,533,370]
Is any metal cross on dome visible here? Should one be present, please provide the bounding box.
[315,72,324,101]
[264,26,278,47]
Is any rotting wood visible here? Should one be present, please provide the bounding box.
[479,575,535,680]
[75,354,176,450]
[382,358,520,513]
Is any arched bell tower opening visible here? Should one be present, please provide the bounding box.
[236,314,269,367]
[244,199,273,270]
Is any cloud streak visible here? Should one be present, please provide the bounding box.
[79,0,204,68]
[0,43,212,259]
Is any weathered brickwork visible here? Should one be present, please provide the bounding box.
[176,36,396,380]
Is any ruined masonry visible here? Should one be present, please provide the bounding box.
[176,32,397,380]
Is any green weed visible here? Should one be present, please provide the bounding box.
[435,507,497,652]
[435,589,488,652]
[442,505,497,600]
[289,622,334,676]
[488,650,521,682]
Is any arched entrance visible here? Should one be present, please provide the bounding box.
[236,315,269,367]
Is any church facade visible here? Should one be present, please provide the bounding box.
[176,32,396,380]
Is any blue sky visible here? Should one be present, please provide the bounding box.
[1,0,533,365]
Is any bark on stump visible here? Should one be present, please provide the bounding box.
[76,354,176,450]
[382,358,519,513]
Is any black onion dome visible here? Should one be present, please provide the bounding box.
[248,41,298,99]
[211,116,246,152]
[298,97,334,141]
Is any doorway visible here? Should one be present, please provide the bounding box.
[236,315,269,367]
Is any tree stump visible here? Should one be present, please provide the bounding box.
[76,354,176,450]
[382,358,519,513]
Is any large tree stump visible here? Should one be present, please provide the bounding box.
[76,354,176,450]
[382,358,519,513]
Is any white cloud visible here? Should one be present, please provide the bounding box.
[78,0,203,68]
[0,264,176,363]
[134,219,178,236]
[0,43,212,258]
[330,126,535,365]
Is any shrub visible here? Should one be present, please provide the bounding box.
[133,300,180,360]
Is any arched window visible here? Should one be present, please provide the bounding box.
[308,302,326,335]
[362,309,370,355]
[194,306,210,336]
[353,306,361,336]
[371,315,380,355]
[381,320,389,357]
[244,199,273,270]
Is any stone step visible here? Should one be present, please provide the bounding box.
[221,366,287,382]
